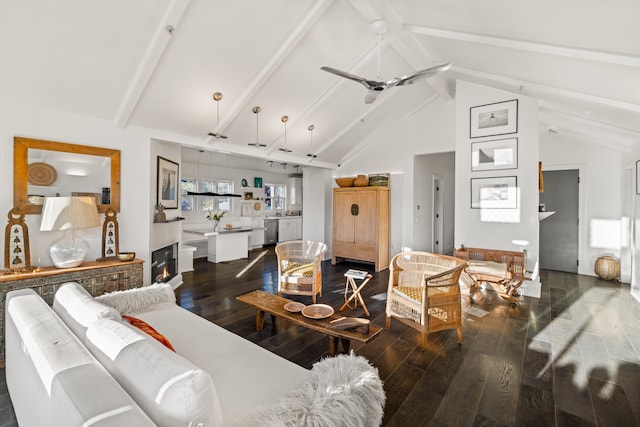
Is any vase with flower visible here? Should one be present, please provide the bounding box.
[207,209,226,232]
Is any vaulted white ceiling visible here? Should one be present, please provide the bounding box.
[2,0,639,169]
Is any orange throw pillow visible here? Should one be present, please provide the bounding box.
[123,315,175,352]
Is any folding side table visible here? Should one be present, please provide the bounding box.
[339,269,373,317]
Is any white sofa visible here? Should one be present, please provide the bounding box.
[5,282,385,426]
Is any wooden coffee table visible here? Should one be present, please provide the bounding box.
[236,290,382,356]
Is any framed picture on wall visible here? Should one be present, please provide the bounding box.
[157,156,179,209]
[470,99,518,138]
[471,137,518,171]
[471,176,517,209]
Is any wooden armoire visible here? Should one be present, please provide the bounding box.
[332,186,390,272]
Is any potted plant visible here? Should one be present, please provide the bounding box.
[207,209,226,231]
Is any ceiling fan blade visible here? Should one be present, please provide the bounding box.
[395,62,452,86]
[248,142,266,148]
[321,66,381,90]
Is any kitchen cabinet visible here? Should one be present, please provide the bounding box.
[332,186,389,272]
[278,217,302,242]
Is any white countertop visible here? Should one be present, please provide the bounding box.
[184,227,255,237]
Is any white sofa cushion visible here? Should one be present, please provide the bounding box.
[52,282,121,340]
[6,289,155,427]
[136,305,310,423]
[86,317,223,427]
[95,282,176,315]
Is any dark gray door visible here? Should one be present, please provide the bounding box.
[540,169,579,273]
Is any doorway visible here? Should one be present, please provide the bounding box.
[539,169,579,273]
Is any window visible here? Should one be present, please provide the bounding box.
[199,179,233,212]
[264,183,287,211]
[180,178,196,211]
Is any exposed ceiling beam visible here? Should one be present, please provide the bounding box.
[406,24,640,69]
[206,0,333,146]
[113,0,191,128]
[453,65,640,114]
[540,106,638,150]
[314,87,401,159]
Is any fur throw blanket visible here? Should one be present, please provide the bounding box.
[95,283,176,315]
[226,352,385,427]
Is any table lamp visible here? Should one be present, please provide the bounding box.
[40,196,101,268]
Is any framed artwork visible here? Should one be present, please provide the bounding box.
[471,138,518,171]
[368,173,390,187]
[254,177,263,188]
[470,99,518,138]
[471,176,517,209]
[636,160,640,195]
[157,156,179,209]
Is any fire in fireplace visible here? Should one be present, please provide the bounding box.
[151,242,178,284]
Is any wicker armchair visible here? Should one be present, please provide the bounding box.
[276,240,327,304]
[385,251,467,349]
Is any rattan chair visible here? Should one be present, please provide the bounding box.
[385,251,467,349]
[276,240,327,304]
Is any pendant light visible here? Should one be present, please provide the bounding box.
[207,92,228,139]
[248,106,266,148]
[306,124,317,159]
[278,115,292,153]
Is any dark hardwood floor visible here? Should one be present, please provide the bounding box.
[1,247,639,426]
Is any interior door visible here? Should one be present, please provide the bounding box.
[540,169,579,273]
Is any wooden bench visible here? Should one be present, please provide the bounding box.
[453,246,527,303]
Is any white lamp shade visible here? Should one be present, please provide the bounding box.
[40,197,101,231]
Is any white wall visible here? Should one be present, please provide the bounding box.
[302,166,332,259]
[1,102,152,282]
[541,131,623,277]
[454,81,540,260]
[337,98,457,258]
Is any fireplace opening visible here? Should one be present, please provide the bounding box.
[151,242,178,284]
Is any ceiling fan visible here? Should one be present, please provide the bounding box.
[321,19,451,104]
[207,92,228,139]
[248,106,266,148]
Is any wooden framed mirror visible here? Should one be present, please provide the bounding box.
[13,137,121,214]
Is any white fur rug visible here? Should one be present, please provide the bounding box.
[226,352,385,427]
[95,283,176,315]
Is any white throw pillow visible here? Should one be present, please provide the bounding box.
[86,317,223,427]
[52,282,121,340]
[95,283,176,315]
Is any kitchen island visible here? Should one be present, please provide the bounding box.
[183,227,253,263]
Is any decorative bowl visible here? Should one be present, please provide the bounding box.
[335,177,356,187]
[117,252,135,262]
[301,304,334,319]
[284,302,305,313]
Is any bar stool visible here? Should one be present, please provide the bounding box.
[340,269,372,316]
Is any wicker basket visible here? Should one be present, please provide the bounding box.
[594,256,620,280]
[335,177,356,187]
